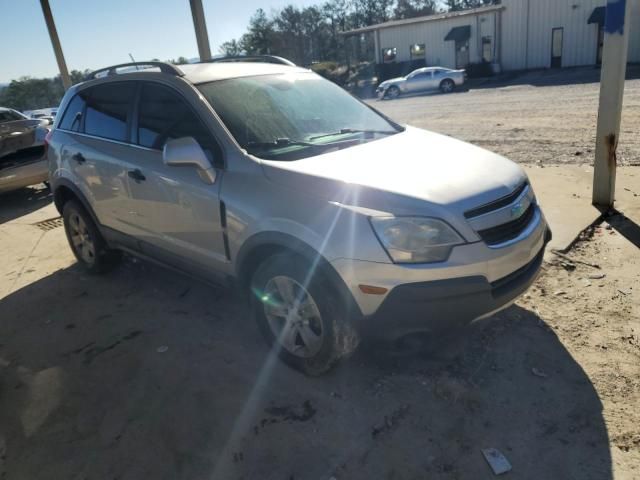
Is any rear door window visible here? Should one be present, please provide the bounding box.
[84,83,136,142]
[58,93,88,132]
[136,82,221,164]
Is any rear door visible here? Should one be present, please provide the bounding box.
[123,81,227,277]
[59,83,138,237]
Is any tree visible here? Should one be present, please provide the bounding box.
[0,69,88,111]
[242,8,276,55]
[443,0,499,10]
[219,39,243,56]
[168,56,190,65]
[394,0,437,19]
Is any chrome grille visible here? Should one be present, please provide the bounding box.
[464,182,528,219]
[476,203,535,245]
[465,182,537,246]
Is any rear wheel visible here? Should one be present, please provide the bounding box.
[250,253,358,376]
[385,86,401,99]
[440,79,455,94]
[62,200,121,273]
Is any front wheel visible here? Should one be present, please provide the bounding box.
[385,86,401,100]
[440,79,455,94]
[250,254,358,376]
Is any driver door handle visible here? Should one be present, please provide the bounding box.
[128,169,146,183]
[72,152,86,164]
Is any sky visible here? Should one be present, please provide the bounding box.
[0,0,319,83]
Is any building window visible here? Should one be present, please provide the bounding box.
[410,43,425,60]
[382,47,397,63]
[482,36,493,62]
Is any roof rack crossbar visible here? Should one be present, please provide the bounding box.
[203,55,296,67]
[85,61,185,81]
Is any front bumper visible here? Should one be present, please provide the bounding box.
[332,207,551,339]
[356,230,549,340]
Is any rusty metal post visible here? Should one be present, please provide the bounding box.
[189,0,212,61]
[593,0,632,209]
[39,0,71,90]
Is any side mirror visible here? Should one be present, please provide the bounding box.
[162,137,217,184]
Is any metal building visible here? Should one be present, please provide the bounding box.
[343,0,640,72]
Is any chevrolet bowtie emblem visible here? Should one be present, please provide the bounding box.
[511,202,525,218]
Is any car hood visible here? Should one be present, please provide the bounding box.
[260,126,527,216]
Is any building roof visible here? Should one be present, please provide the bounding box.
[340,4,505,36]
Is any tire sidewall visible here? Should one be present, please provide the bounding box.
[441,79,454,93]
[250,254,353,376]
[62,200,108,273]
[386,86,400,99]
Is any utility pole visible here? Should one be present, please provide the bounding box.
[592,0,632,209]
[189,0,212,61]
[39,0,72,90]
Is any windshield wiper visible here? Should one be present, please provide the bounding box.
[246,138,316,150]
[308,128,398,141]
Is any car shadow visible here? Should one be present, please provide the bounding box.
[0,260,612,480]
[0,184,52,225]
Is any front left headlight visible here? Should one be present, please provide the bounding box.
[370,217,464,264]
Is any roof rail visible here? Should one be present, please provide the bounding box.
[85,61,185,81]
[203,55,296,67]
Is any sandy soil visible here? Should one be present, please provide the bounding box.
[372,66,640,167]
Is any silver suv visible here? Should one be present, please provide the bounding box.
[49,59,550,375]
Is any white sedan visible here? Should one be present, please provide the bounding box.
[377,67,466,99]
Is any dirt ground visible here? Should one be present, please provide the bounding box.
[1,69,640,480]
[372,66,640,166]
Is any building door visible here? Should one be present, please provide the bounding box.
[455,40,469,69]
[551,28,563,68]
[596,25,604,65]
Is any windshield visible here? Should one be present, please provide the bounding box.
[0,109,27,123]
[197,72,401,160]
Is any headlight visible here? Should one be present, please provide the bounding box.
[370,217,464,263]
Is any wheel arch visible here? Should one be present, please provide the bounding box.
[236,231,363,318]
[53,179,101,228]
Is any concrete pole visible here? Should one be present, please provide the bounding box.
[592,0,632,209]
[189,0,212,61]
[40,0,71,90]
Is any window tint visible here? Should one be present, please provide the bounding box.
[0,109,29,123]
[137,83,220,163]
[59,93,87,131]
[84,83,135,142]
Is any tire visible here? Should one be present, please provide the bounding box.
[62,199,121,274]
[250,253,358,376]
[385,86,401,100]
[440,79,455,94]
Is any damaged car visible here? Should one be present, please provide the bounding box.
[0,107,50,194]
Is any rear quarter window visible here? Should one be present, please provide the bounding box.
[58,93,87,131]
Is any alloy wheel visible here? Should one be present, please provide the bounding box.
[262,275,324,358]
[68,213,95,265]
